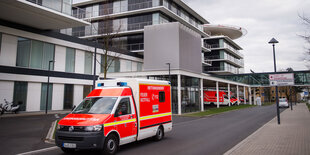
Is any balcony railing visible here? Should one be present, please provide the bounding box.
[73,1,155,19]
[209,43,243,58]
[204,55,244,67]
[116,43,144,52]
[204,66,240,74]
[202,42,211,50]
[73,21,152,37]
[26,0,72,16]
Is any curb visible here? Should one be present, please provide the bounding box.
[45,120,57,144]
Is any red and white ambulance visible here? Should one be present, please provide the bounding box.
[55,78,172,155]
[203,90,239,106]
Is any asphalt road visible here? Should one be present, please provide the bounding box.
[0,105,282,155]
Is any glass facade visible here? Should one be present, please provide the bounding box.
[84,52,93,74]
[27,0,72,15]
[65,47,75,73]
[83,85,92,98]
[40,83,53,111]
[16,37,55,70]
[13,81,28,111]
[148,75,201,114]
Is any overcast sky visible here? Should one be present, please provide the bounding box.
[183,0,310,73]
[73,0,310,73]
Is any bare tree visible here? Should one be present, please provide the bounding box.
[299,14,310,68]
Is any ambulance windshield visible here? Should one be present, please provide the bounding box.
[72,97,118,114]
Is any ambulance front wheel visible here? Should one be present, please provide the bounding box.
[101,134,119,155]
[154,126,164,141]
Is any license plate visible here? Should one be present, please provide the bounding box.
[63,143,76,148]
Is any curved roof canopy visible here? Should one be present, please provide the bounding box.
[203,24,247,40]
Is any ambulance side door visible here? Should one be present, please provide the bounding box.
[114,97,137,138]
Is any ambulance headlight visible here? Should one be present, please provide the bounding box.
[84,125,103,132]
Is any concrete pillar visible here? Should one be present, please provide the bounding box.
[237,85,240,105]
[200,78,204,111]
[216,81,219,108]
[249,87,252,105]
[244,86,247,104]
[177,74,182,115]
[228,84,231,106]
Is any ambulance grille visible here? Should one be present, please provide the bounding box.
[59,126,85,132]
[58,136,84,141]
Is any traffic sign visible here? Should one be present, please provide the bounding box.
[269,73,294,86]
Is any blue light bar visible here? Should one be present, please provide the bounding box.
[117,82,127,86]
[97,83,104,87]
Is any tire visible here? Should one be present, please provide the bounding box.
[154,126,164,141]
[61,147,75,154]
[101,134,118,155]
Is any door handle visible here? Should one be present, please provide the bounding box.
[130,115,133,119]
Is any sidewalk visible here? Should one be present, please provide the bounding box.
[225,103,310,155]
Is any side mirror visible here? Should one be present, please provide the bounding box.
[114,110,122,117]
[72,105,76,111]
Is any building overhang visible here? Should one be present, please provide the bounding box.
[207,35,243,50]
[104,69,250,87]
[203,24,247,40]
[0,0,90,30]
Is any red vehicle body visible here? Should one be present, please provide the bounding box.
[55,79,172,154]
[203,90,239,106]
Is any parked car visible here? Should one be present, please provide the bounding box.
[279,98,289,108]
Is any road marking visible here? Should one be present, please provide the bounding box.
[17,146,58,155]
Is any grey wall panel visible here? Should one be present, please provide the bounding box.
[144,22,180,71]
[179,24,202,74]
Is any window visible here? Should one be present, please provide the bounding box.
[125,60,132,72]
[13,81,28,111]
[16,37,55,70]
[101,56,120,73]
[65,47,75,73]
[115,98,131,116]
[64,84,74,109]
[0,33,2,54]
[84,52,93,74]
[40,83,53,110]
[137,62,143,71]
[159,91,165,102]
[83,85,92,98]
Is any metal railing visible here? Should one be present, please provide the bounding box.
[116,43,144,51]
[202,42,211,49]
[204,66,239,74]
[72,21,152,37]
[223,43,244,58]
[26,0,72,16]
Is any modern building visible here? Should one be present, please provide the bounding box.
[0,0,143,112]
[203,24,247,75]
[0,0,253,115]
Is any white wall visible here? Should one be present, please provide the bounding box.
[54,45,66,72]
[0,34,17,66]
[52,84,64,110]
[73,85,83,106]
[0,81,14,104]
[75,49,85,74]
[26,82,41,112]
[96,54,101,75]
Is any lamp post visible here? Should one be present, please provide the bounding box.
[46,60,55,114]
[166,63,171,83]
[268,38,280,124]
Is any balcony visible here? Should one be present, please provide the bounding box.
[73,21,152,38]
[204,66,240,75]
[0,0,89,30]
[205,55,244,68]
[209,43,243,58]
[115,43,144,53]
[202,42,211,52]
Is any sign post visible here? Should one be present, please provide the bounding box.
[269,73,295,124]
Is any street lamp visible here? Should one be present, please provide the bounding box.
[46,60,55,114]
[268,38,280,124]
[166,63,171,83]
